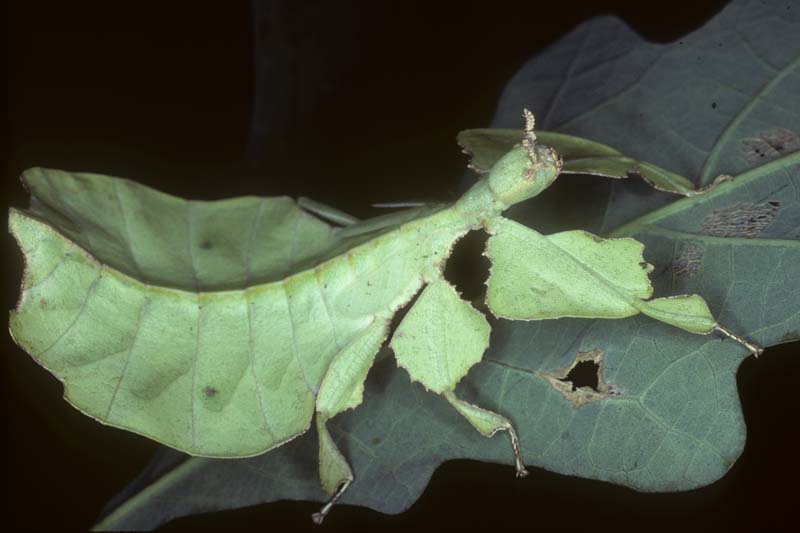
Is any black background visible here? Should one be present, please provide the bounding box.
[5,1,799,531]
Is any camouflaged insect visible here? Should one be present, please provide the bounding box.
[9,110,760,523]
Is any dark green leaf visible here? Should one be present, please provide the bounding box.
[89,0,799,528]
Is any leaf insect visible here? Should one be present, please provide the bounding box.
[8,110,761,524]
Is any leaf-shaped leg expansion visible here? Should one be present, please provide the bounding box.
[484,217,762,355]
[390,279,529,477]
[312,319,389,524]
[634,295,763,355]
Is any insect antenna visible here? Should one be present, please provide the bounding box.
[522,108,537,146]
[522,108,539,180]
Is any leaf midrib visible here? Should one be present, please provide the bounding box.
[606,152,800,238]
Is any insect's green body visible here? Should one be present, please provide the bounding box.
[9,186,460,447]
[8,111,759,522]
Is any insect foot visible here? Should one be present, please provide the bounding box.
[715,325,764,357]
[311,479,351,525]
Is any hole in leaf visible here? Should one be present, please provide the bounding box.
[442,229,490,304]
[539,349,618,407]
[563,360,600,391]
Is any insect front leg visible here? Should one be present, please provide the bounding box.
[483,217,763,356]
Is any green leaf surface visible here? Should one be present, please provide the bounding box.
[10,0,798,530]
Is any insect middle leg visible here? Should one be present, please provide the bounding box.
[444,391,529,478]
[390,279,530,478]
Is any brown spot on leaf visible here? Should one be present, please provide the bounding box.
[741,128,800,162]
[200,240,213,250]
[671,242,704,278]
[39,298,47,308]
[536,349,620,408]
[203,386,218,397]
[699,201,780,238]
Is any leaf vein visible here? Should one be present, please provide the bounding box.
[699,54,800,184]
[105,297,149,420]
[112,179,145,279]
[245,295,278,441]
[39,269,103,358]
